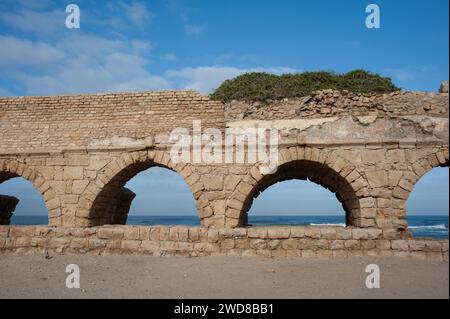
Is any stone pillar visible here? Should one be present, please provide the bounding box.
[110,187,136,224]
[93,187,136,225]
[439,80,449,93]
[240,212,249,227]
[0,195,19,225]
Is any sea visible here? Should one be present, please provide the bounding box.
[10,215,449,239]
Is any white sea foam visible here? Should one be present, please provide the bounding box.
[309,223,346,227]
[409,224,448,230]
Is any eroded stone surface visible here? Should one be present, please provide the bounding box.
[0,88,448,244]
[0,225,447,261]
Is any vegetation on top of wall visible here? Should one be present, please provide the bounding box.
[210,70,400,103]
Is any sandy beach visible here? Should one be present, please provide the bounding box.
[0,254,448,299]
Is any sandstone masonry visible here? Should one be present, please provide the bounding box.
[1,225,448,261]
[0,85,448,258]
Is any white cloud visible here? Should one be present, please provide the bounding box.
[131,40,155,54]
[166,66,243,93]
[57,33,124,56]
[0,9,64,35]
[0,2,297,97]
[18,55,171,95]
[1,29,298,96]
[119,1,154,27]
[1,33,169,96]
[166,66,298,94]
[0,35,66,70]
[1,2,154,37]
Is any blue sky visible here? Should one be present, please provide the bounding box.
[0,0,448,217]
[0,0,448,95]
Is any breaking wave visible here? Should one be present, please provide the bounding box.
[409,224,448,230]
[309,223,346,227]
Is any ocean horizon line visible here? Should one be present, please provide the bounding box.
[9,215,448,239]
[11,214,450,217]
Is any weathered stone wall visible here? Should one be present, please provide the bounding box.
[225,90,448,122]
[0,91,224,154]
[0,87,448,248]
[1,225,448,261]
[0,145,447,234]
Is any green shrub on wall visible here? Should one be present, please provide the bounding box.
[210,70,400,102]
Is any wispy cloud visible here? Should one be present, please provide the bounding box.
[215,53,258,65]
[16,0,54,10]
[163,53,178,61]
[383,67,415,82]
[166,66,244,93]
[0,35,66,70]
[166,66,298,93]
[0,8,64,35]
[184,24,203,36]
[118,1,154,27]
[131,39,155,54]
[166,0,192,22]
[0,3,296,96]
[0,1,155,37]
[383,66,436,83]
[0,33,169,95]
[166,1,205,37]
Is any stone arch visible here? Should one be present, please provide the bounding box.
[226,147,370,228]
[76,150,208,226]
[395,148,449,202]
[0,159,61,226]
[394,148,449,222]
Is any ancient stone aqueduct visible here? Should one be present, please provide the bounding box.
[0,83,448,259]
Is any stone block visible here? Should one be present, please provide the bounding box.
[248,227,268,239]
[64,167,84,180]
[391,240,409,251]
[268,227,290,239]
[97,227,124,240]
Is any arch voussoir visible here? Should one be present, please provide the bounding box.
[225,149,366,228]
[0,159,61,226]
[387,148,449,233]
[398,149,450,203]
[76,150,204,226]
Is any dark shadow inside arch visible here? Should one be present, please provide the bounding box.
[90,162,198,226]
[241,160,360,227]
[0,173,48,225]
[406,165,449,239]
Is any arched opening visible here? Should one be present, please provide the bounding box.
[407,166,449,239]
[125,167,198,226]
[88,158,199,226]
[247,179,346,226]
[241,160,360,227]
[0,175,48,225]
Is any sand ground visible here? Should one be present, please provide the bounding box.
[0,254,448,299]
